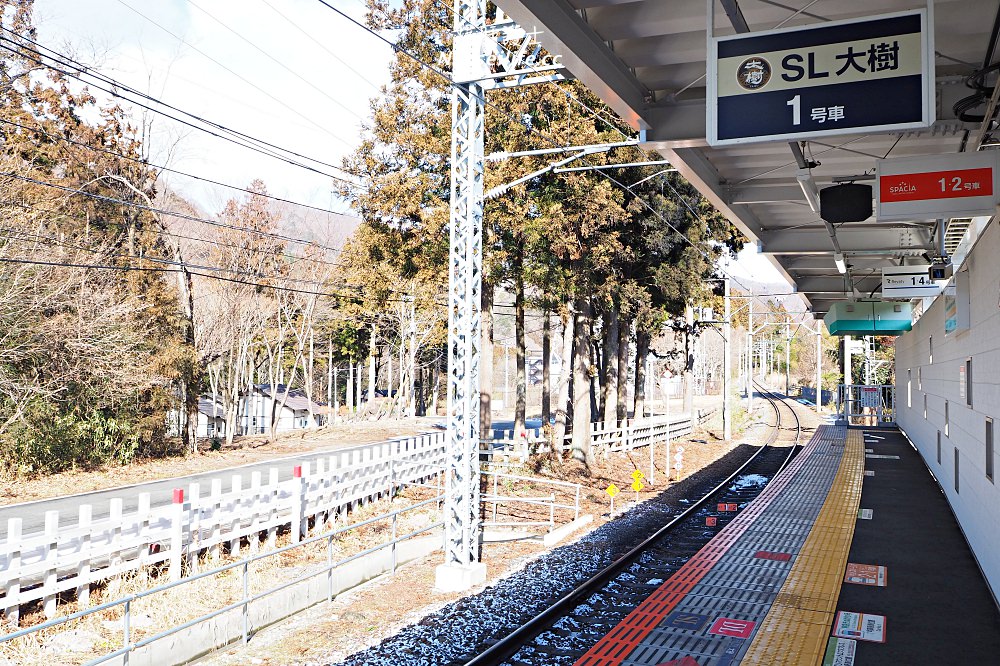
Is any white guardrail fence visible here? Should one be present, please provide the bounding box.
[0,432,446,626]
[0,410,708,639]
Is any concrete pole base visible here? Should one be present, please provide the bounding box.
[434,562,487,593]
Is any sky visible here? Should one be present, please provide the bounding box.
[32,0,394,215]
[29,0,793,292]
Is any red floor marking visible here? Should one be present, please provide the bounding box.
[656,658,702,666]
[574,432,834,666]
[708,617,756,638]
[754,550,792,562]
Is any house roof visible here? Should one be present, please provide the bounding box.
[197,397,225,418]
[256,384,324,412]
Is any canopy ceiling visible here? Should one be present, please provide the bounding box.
[497,0,998,314]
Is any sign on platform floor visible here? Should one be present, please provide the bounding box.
[877,151,1000,220]
[845,562,888,587]
[708,10,933,145]
[823,637,857,666]
[833,611,886,643]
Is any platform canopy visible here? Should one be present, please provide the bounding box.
[497,0,998,315]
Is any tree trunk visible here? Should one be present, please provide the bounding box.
[367,325,377,413]
[347,360,354,416]
[514,272,526,444]
[480,283,494,441]
[571,296,594,465]
[617,318,630,424]
[684,304,695,417]
[601,309,619,425]
[634,330,651,419]
[553,302,574,452]
[541,307,551,426]
[327,339,333,425]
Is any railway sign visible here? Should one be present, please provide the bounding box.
[877,151,1000,220]
[708,10,933,145]
[881,264,943,299]
[631,479,645,492]
[605,483,620,498]
[632,469,646,481]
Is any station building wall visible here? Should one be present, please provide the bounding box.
[895,219,1000,603]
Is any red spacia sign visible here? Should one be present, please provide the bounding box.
[880,167,993,203]
[877,152,1000,221]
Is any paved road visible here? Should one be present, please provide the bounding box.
[0,431,439,538]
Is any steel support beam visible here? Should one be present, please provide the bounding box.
[438,0,487,592]
[497,0,652,130]
[759,228,935,254]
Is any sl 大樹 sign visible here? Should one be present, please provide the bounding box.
[708,10,934,146]
[876,151,1000,220]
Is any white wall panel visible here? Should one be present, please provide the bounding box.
[895,218,1000,602]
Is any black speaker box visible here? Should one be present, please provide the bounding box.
[820,183,873,223]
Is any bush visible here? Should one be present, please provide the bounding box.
[0,398,144,476]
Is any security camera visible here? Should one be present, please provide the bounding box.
[929,262,953,281]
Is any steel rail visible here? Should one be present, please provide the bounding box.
[463,390,805,666]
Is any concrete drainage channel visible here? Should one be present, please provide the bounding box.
[148,535,442,666]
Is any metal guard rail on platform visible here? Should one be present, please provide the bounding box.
[836,384,896,425]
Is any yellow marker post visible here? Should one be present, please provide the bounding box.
[606,483,620,513]
[631,478,645,503]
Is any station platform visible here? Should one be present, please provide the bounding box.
[575,424,1000,666]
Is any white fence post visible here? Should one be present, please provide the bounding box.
[5,517,21,626]
[291,465,304,543]
[267,469,279,548]
[138,493,151,566]
[169,489,187,582]
[249,471,262,553]
[210,479,223,562]
[43,510,58,618]
[230,475,242,557]
[77,504,92,608]
[185,485,199,571]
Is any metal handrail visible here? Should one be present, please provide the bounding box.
[1,494,444,662]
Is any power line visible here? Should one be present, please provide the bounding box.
[0,256,355,300]
[257,0,381,94]
[0,169,346,254]
[112,0,361,154]
[185,0,366,123]
[3,198,351,272]
[0,116,355,219]
[0,30,359,186]
[0,227,340,290]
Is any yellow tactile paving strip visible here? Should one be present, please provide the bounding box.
[741,429,865,665]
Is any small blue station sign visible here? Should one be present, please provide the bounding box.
[708,10,934,146]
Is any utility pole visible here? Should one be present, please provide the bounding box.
[747,295,754,414]
[785,319,791,395]
[723,278,731,441]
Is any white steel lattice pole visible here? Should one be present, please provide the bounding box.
[439,0,487,588]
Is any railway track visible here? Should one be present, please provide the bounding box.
[462,386,806,666]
